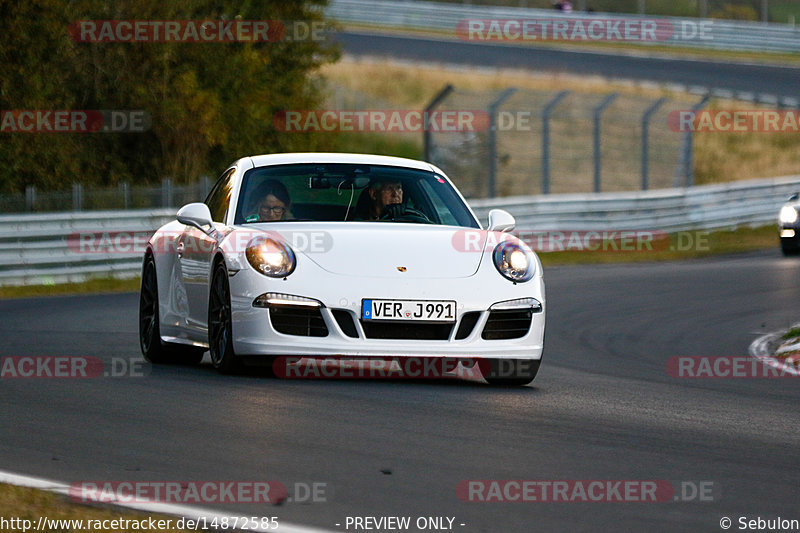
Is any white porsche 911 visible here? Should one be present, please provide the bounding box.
[139,153,545,385]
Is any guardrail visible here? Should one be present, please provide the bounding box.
[328,0,800,53]
[2,176,798,286]
[0,209,176,286]
[469,175,800,232]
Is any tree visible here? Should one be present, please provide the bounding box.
[0,0,339,192]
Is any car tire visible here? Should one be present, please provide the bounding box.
[139,255,205,365]
[781,239,800,256]
[480,358,541,386]
[208,260,243,374]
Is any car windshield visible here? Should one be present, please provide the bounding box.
[234,163,479,228]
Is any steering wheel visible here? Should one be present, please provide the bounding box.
[379,204,432,224]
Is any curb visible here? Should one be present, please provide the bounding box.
[748,328,800,376]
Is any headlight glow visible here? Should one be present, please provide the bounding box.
[246,236,296,277]
[493,241,535,282]
[509,249,528,271]
[780,206,798,224]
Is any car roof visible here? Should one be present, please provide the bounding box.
[244,153,444,174]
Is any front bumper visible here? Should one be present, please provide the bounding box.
[227,267,545,360]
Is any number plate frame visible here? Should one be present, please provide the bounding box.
[361,299,457,323]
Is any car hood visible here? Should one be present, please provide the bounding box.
[247,222,484,279]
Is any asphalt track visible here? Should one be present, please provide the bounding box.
[2,250,799,532]
[337,31,800,100]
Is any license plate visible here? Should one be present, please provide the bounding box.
[362,299,457,322]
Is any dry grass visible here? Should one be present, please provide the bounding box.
[694,101,800,184]
[320,58,800,186]
[320,57,688,108]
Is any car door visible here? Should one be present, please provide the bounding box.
[179,168,235,336]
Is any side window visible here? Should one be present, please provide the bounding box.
[418,179,455,226]
[205,168,235,223]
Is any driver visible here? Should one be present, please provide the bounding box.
[367,179,404,220]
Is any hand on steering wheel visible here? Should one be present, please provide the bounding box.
[378,203,432,224]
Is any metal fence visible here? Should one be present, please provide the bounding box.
[426,86,709,199]
[0,179,212,214]
[328,0,800,53]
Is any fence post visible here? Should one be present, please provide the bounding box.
[641,97,668,191]
[541,90,570,195]
[25,186,36,212]
[423,84,454,162]
[487,88,517,198]
[162,178,173,207]
[120,182,130,209]
[72,183,83,211]
[593,93,618,193]
[675,93,711,187]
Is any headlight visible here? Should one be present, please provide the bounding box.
[780,206,798,224]
[246,236,296,277]
[493,241,535,282]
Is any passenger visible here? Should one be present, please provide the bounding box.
[251,180,291,221]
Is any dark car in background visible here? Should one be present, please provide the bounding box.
[779,193,800,255]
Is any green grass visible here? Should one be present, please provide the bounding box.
[0,277,141,299]
[0,483,191,533]
[538,225,778,266]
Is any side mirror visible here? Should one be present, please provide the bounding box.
[177,203,213,231]
[488,209,516,233]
